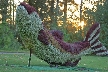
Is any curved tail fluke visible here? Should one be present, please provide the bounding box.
[84,23,108,56]
[91,40,108,56]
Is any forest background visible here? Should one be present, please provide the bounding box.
[0,0,108,51]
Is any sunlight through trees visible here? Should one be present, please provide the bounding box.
[0,0,107,47]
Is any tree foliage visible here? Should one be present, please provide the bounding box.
[25,0,108,45]
[0,0,107,50]
[84,0,108,48]
[0,0,9,22]
[0,22,22,50]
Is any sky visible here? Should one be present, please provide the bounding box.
[14,0,24,5]
[14,0,82,5]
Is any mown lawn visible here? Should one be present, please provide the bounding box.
[0,52,108,72]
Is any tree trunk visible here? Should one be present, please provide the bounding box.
[80,0,83,22]
[50,0,54,18]
[64,0,67,24]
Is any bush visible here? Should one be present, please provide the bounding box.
[0,22,22,51]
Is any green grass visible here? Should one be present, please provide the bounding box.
[0,48,29,53]
[78,56,108,70]
[0,52,108,72]
[0,53,48,66]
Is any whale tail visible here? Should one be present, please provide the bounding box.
[84,23,108,56]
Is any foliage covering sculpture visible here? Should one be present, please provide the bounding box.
[15,2,108,67]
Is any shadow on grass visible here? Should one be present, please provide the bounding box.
[5,65,106,72]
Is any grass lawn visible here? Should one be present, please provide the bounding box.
[0,52,108,72]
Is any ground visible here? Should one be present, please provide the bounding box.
[0,50,108,72]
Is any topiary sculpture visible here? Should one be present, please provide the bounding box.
[15,2,108,67]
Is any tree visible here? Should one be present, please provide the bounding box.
[0,0,9,22]
[0,22,22,50]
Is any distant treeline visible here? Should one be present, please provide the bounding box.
[0,0,108,49]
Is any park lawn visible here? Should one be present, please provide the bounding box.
[0,53,108,72]
[0,49,29,53]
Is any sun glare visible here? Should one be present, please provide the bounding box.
[74,0,81,4]
[1,0,99,31]
[78,21,85,29]
[14,0,24,4]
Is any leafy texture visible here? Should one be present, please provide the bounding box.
[0,22,22,50]
[83,0,108,56]
[15,2,108,67]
